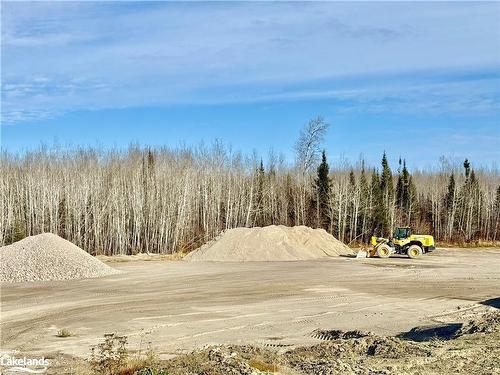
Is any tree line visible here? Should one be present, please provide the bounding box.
[312,151,499,244]
[1,121,499,254]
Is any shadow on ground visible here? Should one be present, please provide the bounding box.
[480,297,500,309]
[397,323,463,342]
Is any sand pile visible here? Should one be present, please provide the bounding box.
[184,225,352,262]
[0,233,120,283]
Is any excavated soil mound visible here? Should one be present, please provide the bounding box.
[184,225,353,262]
[0,233,120,283]
[458,310,500,335]
[155,318,500,375]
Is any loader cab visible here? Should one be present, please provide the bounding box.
[394,227,411,240]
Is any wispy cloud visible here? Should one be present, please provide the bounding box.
[189,69,499,114]
[1,2,499,123]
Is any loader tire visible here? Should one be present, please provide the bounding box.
[407,245,423,259]
[376,244,391,258]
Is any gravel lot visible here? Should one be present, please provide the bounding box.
[1,247,499,373]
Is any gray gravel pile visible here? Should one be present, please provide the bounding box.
[0,233,120,283]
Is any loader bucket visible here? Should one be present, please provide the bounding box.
[356,250,368,259]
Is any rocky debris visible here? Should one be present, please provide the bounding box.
[457,310,500,336]
[285,332,431,374]
[159,345,271,375]
[399,309,500,342]
[153,328,437,375]
[206,347,257,375]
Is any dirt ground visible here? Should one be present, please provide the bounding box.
[1,247,499,374]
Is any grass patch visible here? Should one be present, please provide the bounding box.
[248,358,279,372]
[88,333,161,375]
[56,328,73,338]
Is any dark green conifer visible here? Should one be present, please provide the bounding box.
[379,152,393,236]
[463,159,471,179]
[445,173,456,211]
[314,150,332,229]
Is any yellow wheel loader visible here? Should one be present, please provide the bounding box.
[357,227,435,259]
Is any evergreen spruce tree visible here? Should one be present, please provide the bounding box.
[6,218,27,245]
[141,149,156,253]
[444,173,457,239]
[379,152,393,236]
[470,169,483,238]
[458,160,483,241]
[496,185,500,210]
[395,160,417,225]
[359,162,369,200]
[445,174,456,211]
[401,161,410,209]
[314,150,332,229]
[470,169,477,185]
[349,170,356,187]
[58,195,67,239]
[407,175,418,225]
[370,168,384,235]
[396,171,404,209]
[463,159,471,179]
[380,153,394,197]
[258,159,265,173]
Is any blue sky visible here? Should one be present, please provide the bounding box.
[1,1,499,169]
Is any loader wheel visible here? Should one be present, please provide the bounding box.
[376,244,391,258]
[407,245,423,259]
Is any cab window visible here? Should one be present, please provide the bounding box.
[394,228,410,239]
